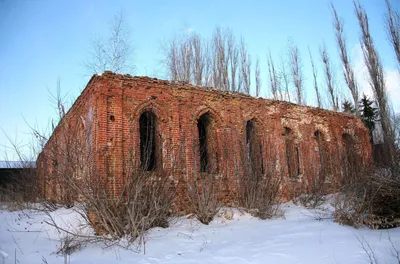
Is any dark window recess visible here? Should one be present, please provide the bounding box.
[197,113,211,173]
[314,130,325,176]
[246,120,255,175]
[342,133,356,169]
[260,144,264,175]
[285,127,300,178]
[246,119,263,177]
[295,146,300,176]
[140,111,156,171]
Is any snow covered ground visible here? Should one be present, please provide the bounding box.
[1,200,400,264]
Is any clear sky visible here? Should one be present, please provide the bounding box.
[0,0,399,160]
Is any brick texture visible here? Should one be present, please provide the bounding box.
[37,71,372,203]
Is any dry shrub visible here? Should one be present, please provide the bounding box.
[41,159,177,252]
[85,170,175,239]
[333,146,400,229]
[365,168,400,228]
[240,174,282,220]
[185,174,221,225]
[33,95,177,250]
[294,152,328,209]
[333,143,373,228]
[236,142,282,219]
[296,178,326,209]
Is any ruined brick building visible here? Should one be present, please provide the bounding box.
[37,71,371,203]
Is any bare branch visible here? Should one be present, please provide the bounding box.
[239,37,251,95]
[332,4,360,116]
[267,51,279,100]
[308,47,322,108]
[320,44,339,111]
[354,0,395,164]
[255,57,261,97]
[279,55,291,102]
[84,12,134,75]
[386,0,400,72]
[288,40,304,105]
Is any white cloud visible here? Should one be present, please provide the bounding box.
[385,71,400,113]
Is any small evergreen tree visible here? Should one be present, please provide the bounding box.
[342,100,355,115]
[359,94,379,144]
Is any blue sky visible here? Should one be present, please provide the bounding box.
[0,0,399,160]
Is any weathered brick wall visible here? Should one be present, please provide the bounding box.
[36,76,97,202]
[37,71,372,204]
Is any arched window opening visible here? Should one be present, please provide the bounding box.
[314,130,326,178]
[246,119,263,177]
[246,120,255,174]
[285,127,300,178]
[197,113,217,173]
[198,113,211,172]
[139,111,157,171]
[342,133,356,171]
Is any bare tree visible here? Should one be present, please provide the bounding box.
[227,30,240,92]
[163,27,252,94]
[308,47,322,108]
[267,51,279,100]
[394,112,400,148]
[239,38,252,95]
[164,32,210,85]
[354,0,394,164]
[280,55,291,102]
[212,27,228,91]
[165,37,179,81]
[255,57,261,97]
[288,41,305,105]
[169,35,192,83]
[320,44,339,111]
[191,33,205,86]
[332,4,360,116]
[180,38,193,83]
[84,12,134,74]
[386,0,400,71]
[211,27,246,92]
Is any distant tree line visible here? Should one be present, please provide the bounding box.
[158,0,399,166]
[83,2,399,163]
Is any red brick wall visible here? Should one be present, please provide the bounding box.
[36,76,97,202]
[37,71,372,203]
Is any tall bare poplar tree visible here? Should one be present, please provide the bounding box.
[255,57,261,97]
[239,38,252,95]
[267,51,279,100]
[164,32,212,86]
[191,33,207,86]
[386,0,400,71]
[227,31,240,92]
[212,27,228,91]
[164,26,252,95]
[280,56,291,102]
[288,41,305,105]
[320,44,339,111]
[354,1,394,163]
[332,4,360,116]
[165,35,194,83]
[308,47,322,108]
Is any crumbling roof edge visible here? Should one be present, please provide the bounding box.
[99,71,360,120]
